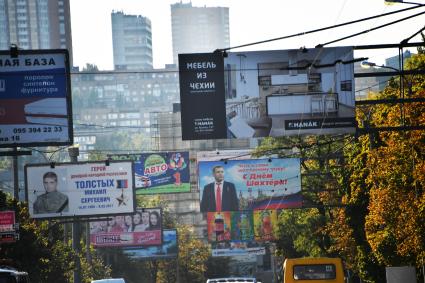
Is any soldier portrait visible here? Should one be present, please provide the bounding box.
[33,171,69,214]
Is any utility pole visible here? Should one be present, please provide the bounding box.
[68,146,81,283]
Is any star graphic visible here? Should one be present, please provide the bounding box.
[116,189,127,206]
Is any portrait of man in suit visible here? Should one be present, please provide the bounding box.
[200,165,239,212]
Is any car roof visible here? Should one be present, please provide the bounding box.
[0,266,28,275]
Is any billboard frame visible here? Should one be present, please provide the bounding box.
[24,160,136,220]
[0,49,73,148]
[89,207,164,248]
[122,228,178,260]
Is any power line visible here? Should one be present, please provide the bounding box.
[317,9,425,47]
[217,4,425,52]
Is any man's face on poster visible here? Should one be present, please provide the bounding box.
[43,177,58,193]
[213,167,224,183]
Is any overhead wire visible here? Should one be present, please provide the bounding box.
[217,4,425,52]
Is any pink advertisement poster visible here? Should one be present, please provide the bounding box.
[89,208,162,247]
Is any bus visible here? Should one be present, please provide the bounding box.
[282,257,345,283]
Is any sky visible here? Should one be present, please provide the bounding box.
[69,0,425,70]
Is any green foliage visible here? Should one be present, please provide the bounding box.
[0,191,110,283]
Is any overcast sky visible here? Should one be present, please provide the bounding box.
[70,0,425,70]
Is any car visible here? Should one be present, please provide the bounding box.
[206,277,259,283]
[0,266,30,283]
[91,279,126,283]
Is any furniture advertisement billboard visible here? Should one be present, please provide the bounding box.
[179,47,356,139]
[0,49,73,147]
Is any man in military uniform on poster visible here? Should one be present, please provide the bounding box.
[33,171,69,214]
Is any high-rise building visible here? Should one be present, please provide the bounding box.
[111,11,153,70]
[0,0,73,61]
[170,2,230,65]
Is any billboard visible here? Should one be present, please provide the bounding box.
[135,152,190,194]
[0,211,15,232]
[25,161,135,219]
[207,211,266,256]
[253,209,278,241]
[0,49,73,147]
[178,52,227,140]
[89,208,162,247]
[211,241,266,257]
[0,211,18,244]
[179,47,356,140]
[122,229,177,260]
[199,158,302,213]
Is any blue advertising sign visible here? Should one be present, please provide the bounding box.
[198,158,302,212]
[122,229,178,260]
[0,49,73,147]
[134,151,190,194]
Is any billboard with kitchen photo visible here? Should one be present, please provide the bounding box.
[0,49,73,147]
[122,229,177,260]
[89,208,162,248]
[179,47,356,139]
[198,158,302,213]
[25,161,135,219]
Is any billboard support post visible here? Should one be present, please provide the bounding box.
[68,146,81,283]
[0,148,31,200]
[13,148,18,200]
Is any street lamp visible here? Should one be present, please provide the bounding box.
[384,0,423,5]
[360,61,400,72]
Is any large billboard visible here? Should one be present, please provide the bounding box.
[89,208,162,247]
[135,152,190,194]
[108,152,191,194]
[179,52,227,140]
[0,49,73,147]
[179,47,356,140]
[207,211,266,256]
[25,161,135,219]
[198,158,302,213]
[122,229,177,260]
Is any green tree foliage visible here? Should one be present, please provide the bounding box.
[0,191,110,283]
[329,52,425,282]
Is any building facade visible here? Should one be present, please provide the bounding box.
[0,0,73,61]
[111,11,153,70]
[170,2,230,65]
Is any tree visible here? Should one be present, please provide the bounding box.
[0,191,111,283]
[328,51,425,282]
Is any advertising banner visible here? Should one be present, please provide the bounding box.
[0,211,15,232]
[253,209,278,242]
[135,151,190,194]
[122,229,177,260]
[179,47,356,140]
[207,211,254,242]
[207,211,232,242]
[178,52,227,140]
[25,161,135,219]
[211,241,266,257]
[199,158,302,213]
[89,208,162,247]
[0,49,73,147]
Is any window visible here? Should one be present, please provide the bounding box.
[293,264,336,280]
[341,80,352,91]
